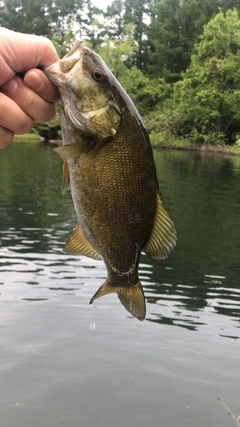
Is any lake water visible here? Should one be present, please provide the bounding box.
[0,140,240,427]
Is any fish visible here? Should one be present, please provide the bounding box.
[44,41,176,321]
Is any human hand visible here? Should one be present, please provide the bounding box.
[0,28,60,148]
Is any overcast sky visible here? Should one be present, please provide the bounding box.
[91,0,112,10]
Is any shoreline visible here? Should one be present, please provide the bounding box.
[13,133,240,156]
[152,142,237,155]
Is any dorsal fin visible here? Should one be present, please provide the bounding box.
[64,223,102,260]
[144,192,176,260]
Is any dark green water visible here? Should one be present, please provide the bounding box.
[0,140,239,427]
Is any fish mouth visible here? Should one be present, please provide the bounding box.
[59,40,85,73]
[44,40,85,85]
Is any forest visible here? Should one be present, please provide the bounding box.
[1,0,240,150]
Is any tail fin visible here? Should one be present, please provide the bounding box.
[89,279,146,321]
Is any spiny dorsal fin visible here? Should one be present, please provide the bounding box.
[64,223,102,260]
[144,191,177,261]
[89,279,146,321]
[62,161,70,193]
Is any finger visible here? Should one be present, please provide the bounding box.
[0,126,14,148]
[0,28,59,71]
[0,91,33,134]
[1,77,57,123]
[24,69,60,103]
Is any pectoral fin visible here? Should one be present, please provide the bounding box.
[144,192,177,261]
[89,279,146,321]
[61,161,70,193]
[64,223,102,260]
[54,141,85,162]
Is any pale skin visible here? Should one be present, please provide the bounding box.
[0,28,60,148]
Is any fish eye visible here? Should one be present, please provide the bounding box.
[92,68,106,83]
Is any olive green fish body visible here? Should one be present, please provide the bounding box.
[45,41,176,320]
[69,115,157,287]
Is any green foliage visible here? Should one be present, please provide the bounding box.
[0,0,90,39]
[146,0,240,81]
[167,9,240,145]
[97,24,171,114]
[0,0,53,37]
[50,0,90,40]
[51,28,76,58]
[97,23,138,71]
[123,71,171,115]
[122,0,150,70]
[2,0,240,146]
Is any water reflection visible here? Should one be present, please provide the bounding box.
[145,262,240,336]
[0,142,240,337]
[0,239,239,336]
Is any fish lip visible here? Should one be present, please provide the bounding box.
[44,40,86,84]
[44,62,61,80]
[58,41,84,73]
[62,39,85,60]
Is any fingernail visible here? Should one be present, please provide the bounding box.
[2,78,19,94]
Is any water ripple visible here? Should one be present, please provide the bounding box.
[0,243,239,337]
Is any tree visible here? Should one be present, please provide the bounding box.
[170,9,240,145]
[105,0,125,39]
[97,23,170,114]
[123,0,151,70]
[103,0,152,71]
[0,0,53,37]
[0,0,92,40]
[146,0,240,82]
[50,0,90,41]
[97,23,137,76]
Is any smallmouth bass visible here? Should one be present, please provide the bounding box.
[45,41,176,320]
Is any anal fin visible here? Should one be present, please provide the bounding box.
[144,192,177,261]
[64,223,102,260]
[89,279,146,321]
